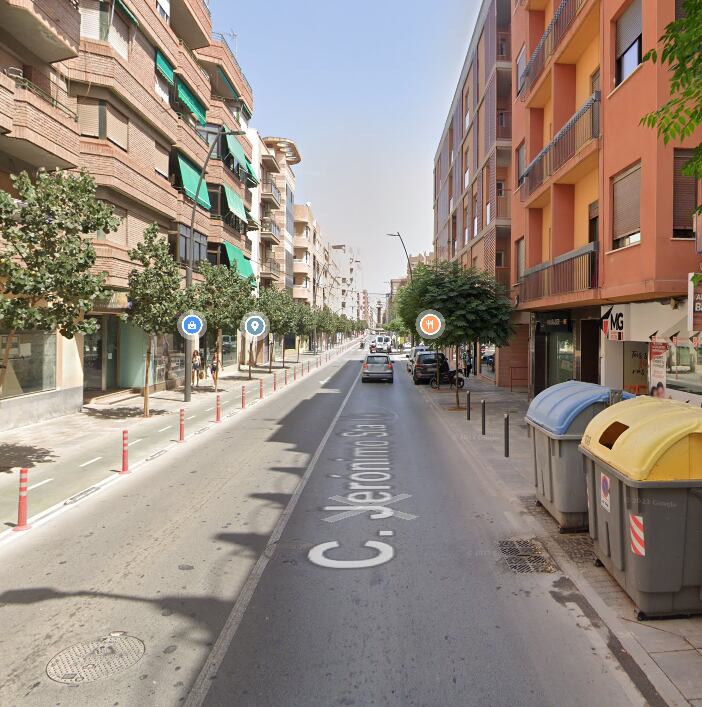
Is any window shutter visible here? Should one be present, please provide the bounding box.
[616,0,642,58]
[79,0,101,40]
[105,103,128,150]
[154,142,169,177]
[155,72,169,103]
[612,164,641,239]
[675,0,686,19]
[77,98,100,137]
[157,0,170,20]
[108,11,129,60]
[673,149,696,230]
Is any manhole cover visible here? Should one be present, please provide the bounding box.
[46,632,145,684]
[498,538,557,574]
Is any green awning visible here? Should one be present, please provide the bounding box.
[224,128,247,167]
[176,154,211,210]
[155,49,174,85]
[116,0,139,26]
[244,157,259,186]
[176,79,206,126]
[223,242,254,278]
[218,67,240,100]
[223,184,247,222]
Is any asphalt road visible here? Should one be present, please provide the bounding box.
[0,350,651,706]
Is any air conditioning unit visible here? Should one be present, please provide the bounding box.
[5,67,23,79]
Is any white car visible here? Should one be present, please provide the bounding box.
[375,335,392,353]
[407,345,429,373]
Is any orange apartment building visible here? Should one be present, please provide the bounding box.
[512,0,702,401]
[434,0,529,389]
[0,0,257,427]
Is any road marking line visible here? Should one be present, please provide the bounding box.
[186,415,196,420]
[206,407,213,411]
[127,438,143,447]
[28,479,53,491]
[184,372,360,707]
[79,457,102,468]
[158,426,172,432]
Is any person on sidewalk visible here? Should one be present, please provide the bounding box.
[463,347,473,378]
[192,350,202,388]
[210,351,221,392]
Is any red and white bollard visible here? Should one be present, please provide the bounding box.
[121,430,130,473]
[179,408,185,443]
[13,468,31,532]
[308,362,311,374]
[294,366,297,381]
[242,385,246,409]
[260,379,264,399]
[273,372,277,392]
[216,394,221,423]
[285,369,288,386]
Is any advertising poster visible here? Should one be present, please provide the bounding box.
[623,342,648,396]
[649,341,669,398]
[689,273,702,333]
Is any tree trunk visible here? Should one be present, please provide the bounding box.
[248,342,253,380]
[214,327,222,393]
[268,334,273,372]
[143,337,152,418]
[455,346,460,408]
[297,336,300,363]
[282,343,286,368]
[0,329,16,398]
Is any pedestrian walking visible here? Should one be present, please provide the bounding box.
[464,347,473,378]
[192,350,202,387]
[210,351,221,392]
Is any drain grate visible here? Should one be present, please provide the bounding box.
[46,632,145,684]
[498,538,557,574]
[556,534,596,564]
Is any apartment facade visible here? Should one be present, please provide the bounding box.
[0,0,257,427]
[512,0,702,402]
[332,244,364,321]
[433,0,529,389]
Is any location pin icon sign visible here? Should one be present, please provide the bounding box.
[251,321,259,332]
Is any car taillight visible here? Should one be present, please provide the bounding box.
[386,364,393,370]
[363,363,368,369]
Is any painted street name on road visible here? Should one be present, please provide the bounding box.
[308,413,417,569]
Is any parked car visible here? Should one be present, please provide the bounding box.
[361,353,394,383]
[222,335,235,353]
[407,345,429,373]
[412,351,447,384]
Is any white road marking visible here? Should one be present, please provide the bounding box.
[28,479,53,491]
[79,457,102,468]
[184,373,360,707]
[127,438,143,447]
[158,426,172,432]
[379,530,394,537]
[186,415,196,420]
[206,407,213,411]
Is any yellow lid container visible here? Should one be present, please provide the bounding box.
[580,397,702,482]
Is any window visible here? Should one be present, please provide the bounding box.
[105,103,128,150]
[496,180,505,197]
[77,97,100,137]
[588,201,599,243]
[79,0,102,40]
[198,123,222,160]
[155,72,170,103]
[496,250,505,268]
[673,149,696,238]
[516,142,526,186]
[612,163,642,249]
[0,329,56,399]
[101,205,127,243]
[516,46,526,95]
[156,0,170,22]
[78,98,128,151]
[516,238,525,281]
[615,0,642,86]
[154,142,169,178]
[172,224,207,264]
[108,10,130,59]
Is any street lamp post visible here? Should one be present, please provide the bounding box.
[387,232,413,282]
[184,122,246,402]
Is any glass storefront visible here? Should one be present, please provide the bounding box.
[84,315,119,392]
[547,332,574,386]
[666,343,702,398]
[153,333,185,385]
[0,329,56,399]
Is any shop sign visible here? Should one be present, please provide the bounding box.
[649,341,669,398]
[537,311,571,332]
[688,273,702,333]
[601,305,626,341]
[94,291,130,312]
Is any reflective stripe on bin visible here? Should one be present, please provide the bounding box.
[630,513,645,556]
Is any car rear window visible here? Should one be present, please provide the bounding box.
[417,353,436,363]
[366,355,389,364]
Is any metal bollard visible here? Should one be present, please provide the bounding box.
[216,394,221,424]
[466,391,471,420]
[179,409,185,443]
[13,468,31,531]
[122,430,131,470]
[481,400,486,436]
[504,413,510,457]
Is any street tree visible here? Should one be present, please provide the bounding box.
[124,224,185,417]
[386,317,410,340]
[0,170,118,397]
[396,262,513,405]
[292,301,314,361]
[641,0,702,206]
[315,307,336,350]
[258,287,296,370]
[191,261,255,391]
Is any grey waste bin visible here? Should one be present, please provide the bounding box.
[526,381,628,530]
[580,396,702,618]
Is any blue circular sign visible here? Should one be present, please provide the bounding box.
[178,312,207,340]
[241,311,270,340]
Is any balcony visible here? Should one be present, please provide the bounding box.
[520,242,598,303]
[170,0,211,51]
[177,40,211,108]
[496,110,511,140]
[0,73,15,134]
[0,0,80,63]
[518,0,588,99]
[259,258,281,280]
[177,114,209,166]
[176,191,210,234]
[496,267,511,289]
[209,215,250,256]
[496,31,511,62]
[261,179,281,207]
[260,217,281,244]
[262,151,280,174]
[293,284,312,301]
[496,191,511,219]
[293,259,311,275]
[2,76,79,169]
[519,93,599,201]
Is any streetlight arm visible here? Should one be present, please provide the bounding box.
[387,232,413,282]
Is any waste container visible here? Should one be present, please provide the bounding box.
[526,381,627,530]
[580,396,702,618]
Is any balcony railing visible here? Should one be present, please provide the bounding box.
[518,0,587,99]
[261,217,281,239]
[496,267,511,289]
[496,191,511,219]
[497,31,511,61]
[211,32,252,98]
[14,77,77,121]
[519,92,599,200]
[262,179,281,204]
[261,258,280,277]
[496,110,511,139]
[520,241,598,302]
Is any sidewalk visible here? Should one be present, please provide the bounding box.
[0,342,355,531]
[421,375,702,707]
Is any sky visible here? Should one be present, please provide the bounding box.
[212,0,480,295]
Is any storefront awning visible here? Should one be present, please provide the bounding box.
[176,79,206,126]
[223,242,254,278]
[155,49,174,85]
[176,154,211,210]
[223,184,247,222]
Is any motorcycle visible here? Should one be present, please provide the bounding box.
[430,369,465,389]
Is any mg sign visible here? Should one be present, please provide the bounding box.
[601,305,626,341]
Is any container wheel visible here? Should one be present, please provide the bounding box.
[635,609,648,622]
[593,558,604,568]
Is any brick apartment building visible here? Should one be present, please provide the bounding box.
[433,0,529,389]
[512,0,702,401]
[0,0,258,427]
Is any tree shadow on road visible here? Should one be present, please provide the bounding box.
[83,406,169,419]
[213,531,270,559]
[249,492,292,509]
[0,444,56,472]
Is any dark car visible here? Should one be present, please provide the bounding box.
[412,352,447,384]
